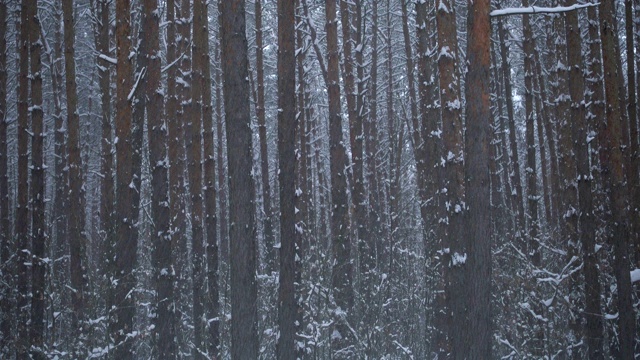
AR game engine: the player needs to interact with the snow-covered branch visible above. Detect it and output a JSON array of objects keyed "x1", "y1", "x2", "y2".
[{"x1": 490, "y1": 3, "x2": 599, "y2": 17}]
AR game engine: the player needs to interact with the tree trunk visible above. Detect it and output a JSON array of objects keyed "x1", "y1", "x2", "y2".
[
  {"x1": 598, "y1": 1, "x2": 636, "y2": 357},
  {"x1": 0, "y1": 1, "x2": 10, "y2": 355},
  {"x1": 197, "y1": 0, "x2": 219, "y2": 355},
  {"x1": 50, "y1": 5, "x2": 68, "y2": 326},
  {"x1": 142, "y1": 0, "x2": 176, "y2": 355},
  {"x1": 497, "y1": 17, "x2": 526, "y2": 237},
  {"x1": 276, "y1": 0, "x2": 299, "y2": 357},
  {"x1": 15, "y1": 0, "x2": 31, "y2": 357},
  {"x1": 220, "y1": 0, "x2": 258, "y2": 357},
  {"x1": 112, "y1": 0, "x2": 136, "y2": 354},
  {"x1": 254, "y1": 0, "x2": 275, "y2": 273},
  {"x1": 94, "y1": 0, "x2": 115, "y2": 322},
  {"x1": 624, "y1": 0, "x2": 640, "y2": 268},
  {"x1": 188, "y1": 0, "x2": 205, "y2": 353},
  {"x1": 523, "y1": 4, "x2": 543, "y2": 355},
  {"x1": 62, "y1": 0, "x2": 88, "y2": 353},
  {"x1": 463, "y1": 0, "x2": 492, "y2": 356},
  {"x1": 325, "y1": 0, "x2": 354, "y2": 356},
  {"x1": 436, "y1": 0, "x2": 467, "y2": 356},
  {"x1": 28, "y1": 0, "x2": 45, "y2": 356},
  {"x1": 563, "y1": 3, "x2": 604, "y2": 357}
]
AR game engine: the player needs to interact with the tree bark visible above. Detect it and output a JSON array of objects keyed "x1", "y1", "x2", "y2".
[
  {"x1": 624, "y1": 0, "x2": 640, "y2": 268},
  {"x1": 62, "y1": 0, "x2": 88, "y2": 353},
  {"x1": 197, "y1": 0, "x2": 219, "y2": 355},
  {"x1": 598, "y1": 1, "x2": 636, "y2": 357},
  {"x1": 276, "y1": 0, "x2": 299, "y2": 357},
  {"x1": 188, "y1": 0, "x2": 205, "y2": 353},
  {"x1": 436, "y1": 0, "x2": 467, "y2": 356},
  {"x1": 15, "y1": 0, "x2": 31, "y2": 357},
  {"x1": 142, "y1": 0, "x2": 176, "y2": 355},
  {"x1": 28, "y1": 0, "x2": 45, "y2": 357},
  {"x1": 112, "y1": 0, "x2": 136, "y2": 354},
  {"x1": 563, "y1": 3, "x2": 603, "y2": 357},
  {"x1": 325, "y1": 0, "x2": 354, "y2": 356},
  {"x1": 94, "y1": 0, "x2": 115, "y2": 321},
  {"x1": 464, "y1": 0, "x2": 492, "y2": 356},
  {"x1": 0, "y1": 1, "x2": 10, "y2": 355},
  {"x1": 220, "y1": 0, "x2": 258, "y2": 357}
]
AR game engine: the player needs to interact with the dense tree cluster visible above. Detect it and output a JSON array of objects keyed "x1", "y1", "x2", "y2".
[{"x1": 0, "y1": 0, "x2": 638, "y2": 359}]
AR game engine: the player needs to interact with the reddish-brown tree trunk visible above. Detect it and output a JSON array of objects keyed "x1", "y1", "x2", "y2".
[
  {"x1": 464, "y1": 0, "x2": 492, "y2": 356},
  {"x1": 112, "y1": 0, "x2": 136, "y2": 355},
  {"x1": 62, "y1": 0, "x2": 88, "y2": 353},
  {"x1": 220, "y1": 0, "x2": 258, "y2": 357},
  {"x1": 326, "y1": 0, "x2": 354, "y2": 355},
  {"x1": 276, "y1": 0, "x2": 299, "y2": 357},
  {"x1": 598, "y1": 1, "x2": 636, "y2": 357}
]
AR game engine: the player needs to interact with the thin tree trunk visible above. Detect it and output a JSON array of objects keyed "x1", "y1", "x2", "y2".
[
  {"x1": 532, "y1": 60, "x2": 551, "y2": 229},
  {"x1": 497, "y1": 17, "x2": 526, "y2": 237},
  {"x1": 522, "y1": 4, "x2": 543, "y2": 355},
  {"x1": 188, "y1": 0, "x2": 205, "y2": 353},
  {"x1": 28, "y1": 0, "x2": 45, "y2": 356},
  {"x1": 326, "y1": 0, "x2": 354, "y2": 355},
  {"x1": 464, "y1": 0, "x2": 492, "y2": 357},
  {"x1": 563, "y1": 2, "x2": 603, "y2": 357},
  {"x1": 624, "y1": 0, "x2": 640, "y2": 267},
  {"x1": 62, "y1": 0, "x2": 88, "y2": 353},
  {"x1": 276, "y1": 0, "x2": 299, "y2": 357},
  {"x1": 94, "y1": 0, "x2": 115, "y2": 323},
  {"x1": 254, "y1": 0, "x2": 275, "y2": 273},
  {"x1": 50, "y1": 5, "x2": 68, "y2": 320},
  {"x1": 220, "y1": 0, "x2": 258, "y2": 357},
  {"x1": 0, "y1": 1, "x2": 10, "y2": 355},
  {"x1": 366, "y1": 0, "x2": 383, "y2": 284},
  {"x1": 197, "y1": 0, "x2": 219, "y2": 355},
  {"x1": 112, "y1": 0, "x2": 136, "y2": 354},
  {"x1": 15, "y1": 0, "x2": 31, "y2": 357},
  {"x1": 598, "y1": 1, "x2": 636, "y2": 357}
]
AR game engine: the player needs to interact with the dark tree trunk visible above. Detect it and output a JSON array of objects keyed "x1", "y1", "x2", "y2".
[
  {"x1": 0, "y1": 1, "x2": 12, "y2": 356},
  {"x1": 62, "y1": 0, "x2": 88, "y2": 353},
  {"x1": 50, "y1": 5, "x2": 68, "y2": 325},
  {"x1": 94, "y1": 0, "x2": 115, "y2": 320},
  {"x1": 463, "y1": 0, "x2": 492, "y2": 357},
  {"x1": 564, "y1": 3, "x2": 603, "y2": 357},
  {"x1": 28, "y1": 0, "x2": 45, "y2": 357},
  {"x1": 624, "y1": 0, "x2": 640, "y2": 267},
  {"x1": 142, "y1": 0, "x2": 176, "y2": 355},
  {"x1": 436, "y1": 0, "x2": 467, "y2": 356},
  {"x1": 598, "y1": 1, "x2": 636, "y2": 358},
  {"x1": 276, "y1": 0, "x2": 299, "y2": 357},
  {"x1": 325, "y1": 0, "x2": 354, "y2": 356},
  {"x1": 188, "y1": 0, "x2": 205, "y2": 352},
  {"x1": 112, "y1": 0, "x2": 136, "y2": 355},
  {"x1": 220, "y1": 0, "x2": 258, "y2": 358},
  {"x1": 197, "y1": 0, "x2": 219, "y2": 355},
  {"x1": 15, "y1": 0, "x2": 31, "y2": 357}
]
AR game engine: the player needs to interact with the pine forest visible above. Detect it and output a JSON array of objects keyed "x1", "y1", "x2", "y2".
[{"x1": 0, "y1": 0, "x2": 639, "y2": 358}]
